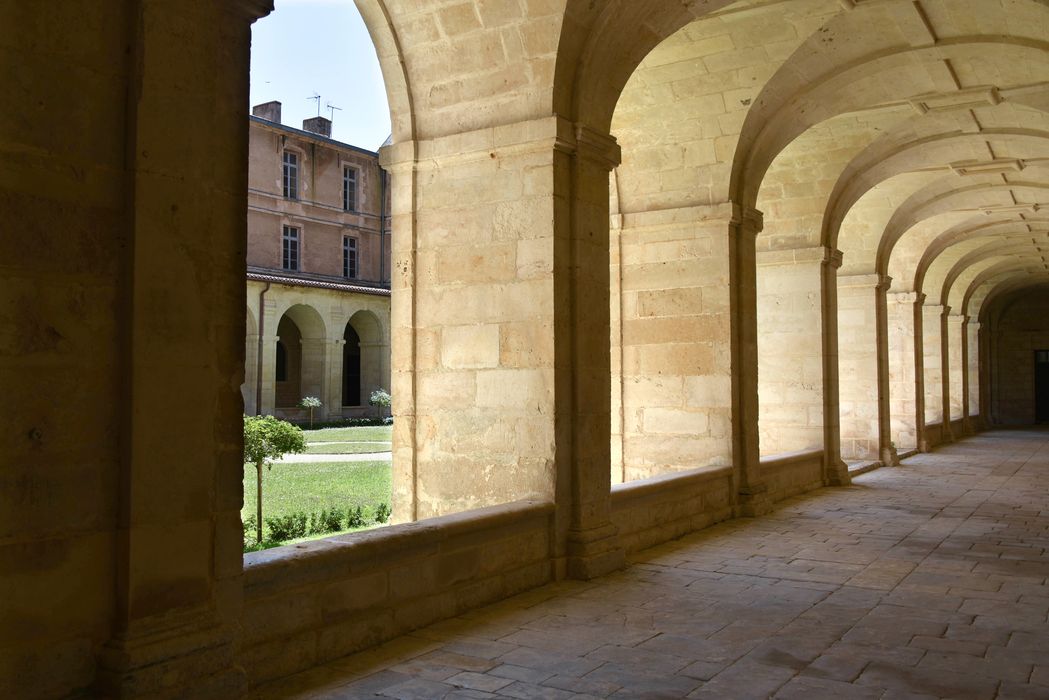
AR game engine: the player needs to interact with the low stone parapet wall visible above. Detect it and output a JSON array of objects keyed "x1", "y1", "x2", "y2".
[
  {"x1": 760, "y1": 449, "x2": 824, "y2": 503},
  {"x1": 241, "y1": 499, "x2": 555, "y2": 685},
  {"x1": 610, "y1": 466, "x2": 734, "y2": 553},
  {"x1": 925, "y1": 421, "x2": 945, "y2": 449}
]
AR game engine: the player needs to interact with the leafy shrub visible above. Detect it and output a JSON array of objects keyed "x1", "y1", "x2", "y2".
[
  {"x1": 243, "y1": 515, "x2": 258, "y2": 548},
  {"x1": 382, "y1": 416, "x2": 393, "y2": 425},
  {"x1": 346, "y1": 505, "x2": 366, "y2": 529},
  {"x1": 375, "y1": 503, "x2": 392, "y2": 524},
  {"x1": 266, "y1": 512, "x2": 308, "y2": 542},
  {"x1": 321, "y1": 508, "x2": 343, "y2": 533}
]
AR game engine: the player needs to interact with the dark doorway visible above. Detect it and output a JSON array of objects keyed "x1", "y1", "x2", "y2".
[
  {"x1": 343, "y1": 324, "x2": 362, "y2": 406},
  {"x1": 1036, "y1": 350, "x2": 1049, "y2": 423}
]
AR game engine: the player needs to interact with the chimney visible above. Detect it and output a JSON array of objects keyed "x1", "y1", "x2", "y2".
[
  {"x1": 252, "y1": 101, "x2": 282, "y2": 123},
  {"x1": 302, "y1": 116, "x2": 332, "y2": 138}
]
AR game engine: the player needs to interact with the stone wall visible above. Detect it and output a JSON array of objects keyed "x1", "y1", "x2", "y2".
[
  {"x1": 241, "y1": 500, "x2": 554, "y2": 684},
  {"x1": 760, "y1": 450, "x2": 825, "y2": 504},
  {"x1": 610, "y1": 467, "x2": 735, "y2": 553},
  {"x1": 757, "y1": 250, "x2": 824, "y2": 456}
]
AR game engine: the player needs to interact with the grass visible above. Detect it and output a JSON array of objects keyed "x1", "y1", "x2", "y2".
[
  {"x1": 305, "y1": 425, "x2": 392, "y2": 443},
  {"x1": 304, "y1": 442, "x2": 391, "y2": 455},
  {"x1": 242, "y1": 459, "x2": 392, "y2": 543}
]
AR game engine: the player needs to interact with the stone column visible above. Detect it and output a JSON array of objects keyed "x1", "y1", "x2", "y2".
[
  {"x1": 328, "y1": 338, "x2": 346, "y2": 416},
  {"x1": 913, "y1": 294, "x2": 928, "y2": 452},
  {"x1": 967, "y1": 320, "x2": 981, "y2": 426},
  {"x1": 887, "y1": 291, "x2": 923, "y2": 452},
  {"x1": 731, "y1": 206, "x2": 770, "y2": 516},
  {"x1": 938, "y1": 306, "x2": 955, "y2": 443},
  {"x1": 558, "y1": 125, "x2": 626, "y2": 579},
  {"x1": 923, "y1": 304, "x2": 946, "y2": 437},
  {"x1": 948, "y1": 314, "x2": 967, "y2": 435},
  {"x1": 609, "y1": 215, "x2": 626, "y2": 486},
  {"x1": 380, "y1": 117, "x2": 626, "y2": 577},
  {"x1": 820, "y1": 248, "x2": 849, "y2": 486},
  {"x1": 95, "y1": 0, "x2": 272, "y2": 696},
  {"x1": 244, "y1": 333, "x2": 259, "y2": 415},
  {"x1": 874, "y1": 275, "x2": 898, "y2": 465},
  {"x1": 259, "y1": 334, "x2": 278, "y2": 416},
  {"x1": 378, "y1": 139, "x2": 419, "y2": 524},
  {"x1": 837, "y1": 273, "x2": 884, "y2": 463}
]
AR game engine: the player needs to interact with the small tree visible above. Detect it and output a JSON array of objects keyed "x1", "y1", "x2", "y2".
[
  {"x1": 244, "y1": 415, "x2": 306, "y2": 544},
  {"x1": 298, "y1": 395, "x2": 322, "y2": 428},
  {"x1": 369, "y1": 388, "x2": 392, "y2": 421}
]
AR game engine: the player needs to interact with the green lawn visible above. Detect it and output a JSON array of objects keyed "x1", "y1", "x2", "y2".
[
  {"x1": 305, "y1": 425, "x2": 392, "y2": 443},
  {"x1": 304, "y1": 442, "x2": 391, "y2": 455},
  {"x1": 243, "y1": 460, "x2": 392, "y2": 545}
]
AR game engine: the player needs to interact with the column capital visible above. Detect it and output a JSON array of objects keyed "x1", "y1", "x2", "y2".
[
  {"x1": 222, "y1": 0, "x2": 273, "y2": 21},
  {"x1": 823, "y1": 247, "x2": 844, "y2": 269},
  {"x1": 837, "y1": 272, "x2": 892, "y2": 290},
  {"x1": 948, "y1": 313, "x2": 968, "y2": 324},
  {"x1": 923, "y1": 303, "x2": 947, "y2": 315},
  {"x1": 729, "y1": 203, "x2": 763, "y2": 234},
  {"x1": 559, "y1": 123, "x2": 622, "y2": 170},
  {"x1": 888, "y1": 291, "x2": 924, "y2": 304}
]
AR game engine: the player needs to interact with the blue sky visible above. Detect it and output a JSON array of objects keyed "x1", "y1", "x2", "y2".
[{"x1": 250, "y1": 0, "x2": 392, "y2": 151}]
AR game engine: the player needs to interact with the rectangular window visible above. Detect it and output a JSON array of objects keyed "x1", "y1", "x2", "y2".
[
  {"x1": 282, "y1": 225, "x2": 299, "y2": 271},
  {"x1": 282, "y1": 151, "x2": 298, "y2": 199},
  {"x1": 343, "y1": 236, "x2": 358, "y2": 279},
  {"x1": 343, "y1": 166, "x2": 357, "y2": 212}
]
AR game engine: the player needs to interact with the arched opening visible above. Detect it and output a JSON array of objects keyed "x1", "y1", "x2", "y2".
[
  {"x1": 342, "y1": 324, "x2": 362, "y2": 407},
  {"x1": 268, "y1": 303, "x2": 327, "y2": 416},
  {"x1": 341, "y1": 309, "x2": 386, "y2": 415},
  {"x1": 274, "y1": 315, "x2": 303, "y2": 408}
]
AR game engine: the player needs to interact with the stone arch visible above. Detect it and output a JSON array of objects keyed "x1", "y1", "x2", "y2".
[
  {"x1": 273, "y1": 303, "x2": 327, "y2": 411},
  {"x1": 913, "y1": 218, "x2": 1048, "y2": 295},
  {"x1": 341, "y1": 309, "x2": 386, "y2": 409},
  {"x1": 351, "y1": 0, "x2": 416, "y2": 142}
]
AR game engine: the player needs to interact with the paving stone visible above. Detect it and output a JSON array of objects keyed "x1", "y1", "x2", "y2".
[
  {"x1": 446, "y1": 671, "x2": 513, "y2": 693},
  {"x1": 377, "y1": 677, "x2": 457, "y2": 699},
  {"x1": 773, "y1": 675, "x2": 883, "y2": 699},
  {"x1": 687, "y1": 661, "x2": 796, "y2": 699},
  {"x1": 856, "y1": 660, "x2": 999, "y2": 699},
  {"x1": 540, "y1": 673, "x2": 622, "y2": 696},
  {"x1": 487, "y1": 664, "x2": 554, "y2": 684}
]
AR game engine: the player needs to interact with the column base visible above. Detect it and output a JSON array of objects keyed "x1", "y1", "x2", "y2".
[
  {"x1": 881, "y1": 445, "x2": 900, "y2": 467},
  {"x1": 96, "y1": 610, "x2": 244, "y2": 700},
  {"x1": 736, "y1": 483, "x2": 771, "y2": 517},
  {"x1": 565, "y1": 523, "x2": 625, "y2": 580},
  {"x1": 824, "y1": 457, "x2": 851, "y2": 487}
]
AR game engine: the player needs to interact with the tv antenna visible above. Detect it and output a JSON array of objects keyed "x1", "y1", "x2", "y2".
[
  {"x1": 307, "y1": 93, "x2": 321, "y2": 116},
  {"x1": 326, "y1": 102, "x2": 343, "y2": 121}
]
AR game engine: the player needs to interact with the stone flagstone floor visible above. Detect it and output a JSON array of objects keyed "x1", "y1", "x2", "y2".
[{"x1": 254, "y1": 429, "x2": 1049, "y2": 699}]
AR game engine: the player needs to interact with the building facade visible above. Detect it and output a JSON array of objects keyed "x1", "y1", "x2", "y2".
[{"x1": 243, "y1": 102, "x2": 391, "y2": 422}]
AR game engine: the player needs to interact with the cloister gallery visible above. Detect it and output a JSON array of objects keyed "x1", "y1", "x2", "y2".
[{"x1": 4, "y1": 0, "x2": 1049, "y2": 697}]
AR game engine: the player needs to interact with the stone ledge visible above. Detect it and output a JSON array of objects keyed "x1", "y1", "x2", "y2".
[
  {"x1": 610, "y1": 464, "x2": 733, "y2": 504},
  {"x1": 611, "y1": 466, "x2": 735, "y2": 553},
  {"x1": 759, "y1": 448, "x2": 824, "y2": 471},
  {"x1": 244, "y1": 499, "x2": 555, "y2": 597}
]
